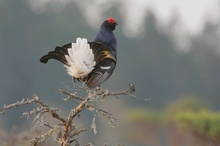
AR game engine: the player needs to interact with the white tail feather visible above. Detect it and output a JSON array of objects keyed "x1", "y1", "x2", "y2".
[{"x1": 64, "y1": 38, "x2": 96, "y2": 78}]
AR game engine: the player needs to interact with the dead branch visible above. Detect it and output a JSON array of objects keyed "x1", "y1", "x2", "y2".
[
  {"x1": 61, "y1": 96, "x2": 90, "y2": 146},
  {"x1": 0, "y1": 95, "x2": 39, "y2": 114},
  {"x1": 97, "y1": 84, "x2": 136, "y2": 99},
  {"x1": 0, "y1": 84, "x2": 136, "y2": 146},
  {"x1": 58, "y1": 89, "x2": 84, "y2": 101}
]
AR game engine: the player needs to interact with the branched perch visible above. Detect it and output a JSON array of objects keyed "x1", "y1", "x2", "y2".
[{"x1": 0, "y1": 84, "x2": 136, "y2": 146}]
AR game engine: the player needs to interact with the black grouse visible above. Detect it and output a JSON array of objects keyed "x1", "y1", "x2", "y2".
[{"x1": 40, "y1": 18, "x2": 118, "y2": 88}]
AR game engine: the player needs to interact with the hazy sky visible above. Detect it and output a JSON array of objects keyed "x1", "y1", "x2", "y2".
[{"x1": 28, "y1": 0, "x2": 220, "y2": 50}]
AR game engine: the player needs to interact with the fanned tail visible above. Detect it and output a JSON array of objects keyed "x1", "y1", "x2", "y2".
[
  {"x1": 40, "y1": 38, "x2": 96, "y2": 79},
  {"x1": 40, "y1": 44, "x2": 71, "y2": 65},
  {"x1": 40, "y1": 40, "x2": 117, "y2": 89}
]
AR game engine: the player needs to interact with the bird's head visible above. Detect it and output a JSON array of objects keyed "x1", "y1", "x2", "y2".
[{"x1": 102, "y1": 18, "x2": 118, "y2": 31}]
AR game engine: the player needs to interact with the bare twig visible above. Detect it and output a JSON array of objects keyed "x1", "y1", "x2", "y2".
[
  {"x1": 31, "y1": 129, "x2": 53, "y2": 146},
  {"x1": 0, "y1": 95, "x2": 39, "y2": 114},
  {"x1": 40, "y1": 123, "x2": 54, "y2": 129},
  {"x1": 97, "y1": 84, "x2": 136, "y2": 99},
  {"x1": 61, "y1": 96, "x2": 91, "y2": 146},
  {"x1": 0, "y1": 84, "x2": 137, "y2": 146},
  {"x1": 58, "y1": 89, "x2": 84, "y2": 101}
]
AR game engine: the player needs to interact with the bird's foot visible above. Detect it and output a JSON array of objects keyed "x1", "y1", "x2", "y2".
[{"x1": 97, "y1": 86, "x2": 104, "y2": 96}]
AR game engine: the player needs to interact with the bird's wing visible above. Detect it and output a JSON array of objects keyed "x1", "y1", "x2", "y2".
[
  {"x1": 40, "y1": 43, "x2": 71, "y2": 65},
  {"x1": 86, "y1": 42, "x2": 117, "y2": 88},
  {"x1": 40, "y1": 41, "x2": 116, "y2": 88}
]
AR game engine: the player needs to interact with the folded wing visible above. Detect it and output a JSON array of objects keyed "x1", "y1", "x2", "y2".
[{"x1": 87, "y1": 42, "x2": 117, "y2": 88}]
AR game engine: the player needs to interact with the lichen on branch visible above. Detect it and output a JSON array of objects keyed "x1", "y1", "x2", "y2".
[{"x1": 0, "y1": 84, "x2": 136, "y2": 146}]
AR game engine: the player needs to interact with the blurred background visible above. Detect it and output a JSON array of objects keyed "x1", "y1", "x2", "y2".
[{"x1": 1, "y1": 0, "x2": 220, "y2": 145}]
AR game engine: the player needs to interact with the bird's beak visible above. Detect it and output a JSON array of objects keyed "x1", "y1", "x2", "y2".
[{"x1": 115, "y1": 22, "x2": 118, "y2": 25}]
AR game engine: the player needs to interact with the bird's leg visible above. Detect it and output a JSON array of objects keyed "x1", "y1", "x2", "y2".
[
  {"x1": 72, "y1": 77, "x2": 76, "y2": 87},
  {"x1": 81, "y1": 82, "x2": 85, "y2": 88}
]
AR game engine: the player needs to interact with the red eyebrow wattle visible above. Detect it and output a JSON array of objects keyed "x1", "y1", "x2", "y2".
[{"x1": 107, "y1": 18, "x2": 115, "y2": 23}]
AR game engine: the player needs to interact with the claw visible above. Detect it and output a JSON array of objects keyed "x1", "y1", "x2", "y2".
[{"x1": 97, "y1": 86, "x2": 104, "y2": 95}]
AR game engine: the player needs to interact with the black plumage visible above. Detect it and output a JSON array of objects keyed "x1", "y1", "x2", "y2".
[
  {"x1": 86, "y1": 42, "x2": 117, "y2": 88},
  {"x1": 40, "y1": 45, "x2": 69, "y2": 65},
  {"x1": 40, "y1": 18, "x2": 118, "y2": 88}
]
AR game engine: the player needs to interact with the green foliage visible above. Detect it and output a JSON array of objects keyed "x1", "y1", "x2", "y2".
[
  {"x1": 174, "y1": 110, "x2": 220, "y2": 139},
  {"x1": 125, "y1": 108, "x2": 160, "y2": 123},
  {"x1": 123, "y1": 97, "x2": 220, "y2": 145},
  {"x1": 167, "y1": 95, "x2": 208, "y2": 112},
  {"x1": 163, "y1": 95, "x2": 209, "y2": 123},
  {"x1": 163, "y1": 96, "x2": 220, "y2": 140}
]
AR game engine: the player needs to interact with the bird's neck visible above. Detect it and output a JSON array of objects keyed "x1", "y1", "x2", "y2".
[{"x1": 94, "y1": 29, "x2": 116, "y2": 47}]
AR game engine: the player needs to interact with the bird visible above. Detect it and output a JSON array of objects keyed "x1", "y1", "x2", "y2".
[{"x1": 40, "y1": 18, "x2": 118, "y2": 89}]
